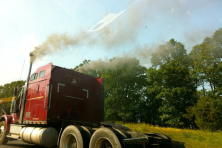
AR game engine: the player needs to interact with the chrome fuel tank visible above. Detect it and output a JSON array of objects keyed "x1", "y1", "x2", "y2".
[{"x1": 20, "y1": 127, "x2": 58, "y2": 147}]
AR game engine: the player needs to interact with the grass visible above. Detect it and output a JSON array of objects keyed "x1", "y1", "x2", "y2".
[{"x1": 120, "y1": 122, "x2": 222, "y2": 148}]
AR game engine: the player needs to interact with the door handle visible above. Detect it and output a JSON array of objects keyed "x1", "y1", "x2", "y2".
[{"x1": 36, "y1": 84, "x2": 40, "y2": 94}]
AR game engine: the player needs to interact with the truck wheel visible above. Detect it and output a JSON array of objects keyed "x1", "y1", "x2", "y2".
[
  {"x1": 60, "y1": 125, "x2": 89, "y2": 148},
  {"x1": 0, "y1": 121, "x2": 8, "y2": 144},
  {"x1": 89, "y1": 127, "x2": 123, "y2": 148}
]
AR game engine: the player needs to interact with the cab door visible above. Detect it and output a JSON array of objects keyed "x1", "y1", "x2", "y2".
[{"x1": 23, "y1": 63, "x2": 52, "y2": 123}]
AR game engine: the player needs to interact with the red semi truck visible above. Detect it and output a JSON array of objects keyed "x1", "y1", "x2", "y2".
[{"x1": 0, "y1": 53, "x2": 185, "y2": 148}]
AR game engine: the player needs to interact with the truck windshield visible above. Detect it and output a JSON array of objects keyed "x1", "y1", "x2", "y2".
[
  {"x1": 39, "y1": 70, "x2": 45, "y2": 78},
  {"x1": 30, "y1": 73, "x2": 38, "y2": 81}
]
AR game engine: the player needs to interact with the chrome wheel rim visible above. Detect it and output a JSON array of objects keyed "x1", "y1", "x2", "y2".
[
  {"x1": 64, "y1": 134, "x2": 77, "y2": 148},
  {"x1": 0, "y1": 125, "x2": 4, "y2": 138}
]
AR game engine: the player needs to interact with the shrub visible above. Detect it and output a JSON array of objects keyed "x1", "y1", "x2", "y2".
[{"x1": 192, "y1": 96, "x2": 222, "y2": 131}]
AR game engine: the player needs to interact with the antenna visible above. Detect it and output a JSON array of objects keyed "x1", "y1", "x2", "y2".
[{"x1": 20, "y1": 60, "x2": 25, "y2": 80}]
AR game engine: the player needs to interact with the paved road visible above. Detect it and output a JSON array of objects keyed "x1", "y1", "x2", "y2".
[
  {"x1": 0, "y1": 140, "x2": 58, "y2": 148},
  {"x1": 0, "y1": 140, "x2": 40, "y2": 148}
]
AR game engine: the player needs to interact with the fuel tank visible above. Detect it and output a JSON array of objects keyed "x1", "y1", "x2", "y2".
[{"x1": 20, "y1": 127, "x2": 58, "y2": 147}]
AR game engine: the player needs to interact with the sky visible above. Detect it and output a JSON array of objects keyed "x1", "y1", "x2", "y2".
[{"x1": 0, "y1": 0, "x2": 222, "y2": 86}]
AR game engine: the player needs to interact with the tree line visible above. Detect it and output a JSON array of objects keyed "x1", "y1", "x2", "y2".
[
  {"x1": 0, "y1": 80, "x2": 25, "y2": 115},
  {"x1": 73, "y1": 28, "x2": 222, "y2": 131},
  {"x1": 0, "y1": 81, "x2": 25, "y2": 99}
]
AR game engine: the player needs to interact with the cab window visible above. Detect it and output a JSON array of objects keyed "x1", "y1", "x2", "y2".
[
  {"x1": 39, "y1": 70, "x2": 45, "y2": 78},
  {"x1": 30, "y1": 73, "x2": 38, "y2": 81}
]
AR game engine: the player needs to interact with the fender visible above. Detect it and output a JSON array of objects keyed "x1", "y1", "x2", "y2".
[{"x1": 0, "y1": 115, "x2": 13, "y2": 131}]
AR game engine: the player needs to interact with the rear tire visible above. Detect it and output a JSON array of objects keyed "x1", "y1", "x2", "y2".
[
  {"x1": 89, "y1": 127, "x2": 123, "y2": 148},
  {"x1": 0, "y1": 121, "x2": 8, "y2": 145},
  {"x1": 59, "y1": 125, "x2": 90, "y2": 148}
]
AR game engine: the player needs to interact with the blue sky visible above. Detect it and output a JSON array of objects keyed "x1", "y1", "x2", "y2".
[{"x1": 0, "y1": 0, "x2": 222, "y2": 85}]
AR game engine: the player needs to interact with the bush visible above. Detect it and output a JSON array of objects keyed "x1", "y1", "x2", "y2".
[{"x1": 192, "y1": 96, "x2": 222, "y2": 131}]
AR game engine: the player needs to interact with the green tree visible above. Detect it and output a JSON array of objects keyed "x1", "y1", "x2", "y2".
[
  {"x1": 71, "y1": 59, "x2": 91, "y2": 71},
  {"x1": 148, "y1": 39, "x2": 198, "y2": 127},
  {"x1": 71, "y1": 59, "x2": 101, "y2": 78},
  {"x1": 0, "y1": 80, "x2": 26, "y2": 115},
  {"x1": 191, "y1": 96, "x2": 222, "y2": 131},
  {"x1": 102, "y1": 58, "x2": 148, "y2": 122},
  {"x1": 0, "y1": 80, "x2": 26, "y2": 98},
  {"x1": 145, "y1": 67, "x2": 163, "y2": 125},
  {"x1": 189, "y1": 28, "x2": 222, "y2": 96}
]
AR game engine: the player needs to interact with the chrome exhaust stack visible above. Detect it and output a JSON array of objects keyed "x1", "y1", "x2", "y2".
[{"x1": 19, "y1": 52, "x2": 33, "y2": 124}]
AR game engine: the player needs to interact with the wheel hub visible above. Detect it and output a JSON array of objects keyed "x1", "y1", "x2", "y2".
[
  {"x1": 64, "y1": 134, "x2": 77, "y2": 148},
  {"x1": 0, "y1": 125, "x2": 4, "y2": 137},
  {"x1": 1, "y1": 126, "x2": 4, "y2": 131}
]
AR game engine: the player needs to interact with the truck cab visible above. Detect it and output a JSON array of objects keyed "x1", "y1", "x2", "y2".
[
  {"x1": 1, "y1": 63, "x2": 104, "y2": 147},
  {"x1": 20, "y1": 63, "x2": 104, "y2": 127}
]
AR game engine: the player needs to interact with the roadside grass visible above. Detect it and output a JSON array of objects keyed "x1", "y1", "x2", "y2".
[{"x1": 120, "y1": 122, "x2": 222, "y2": 148}]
